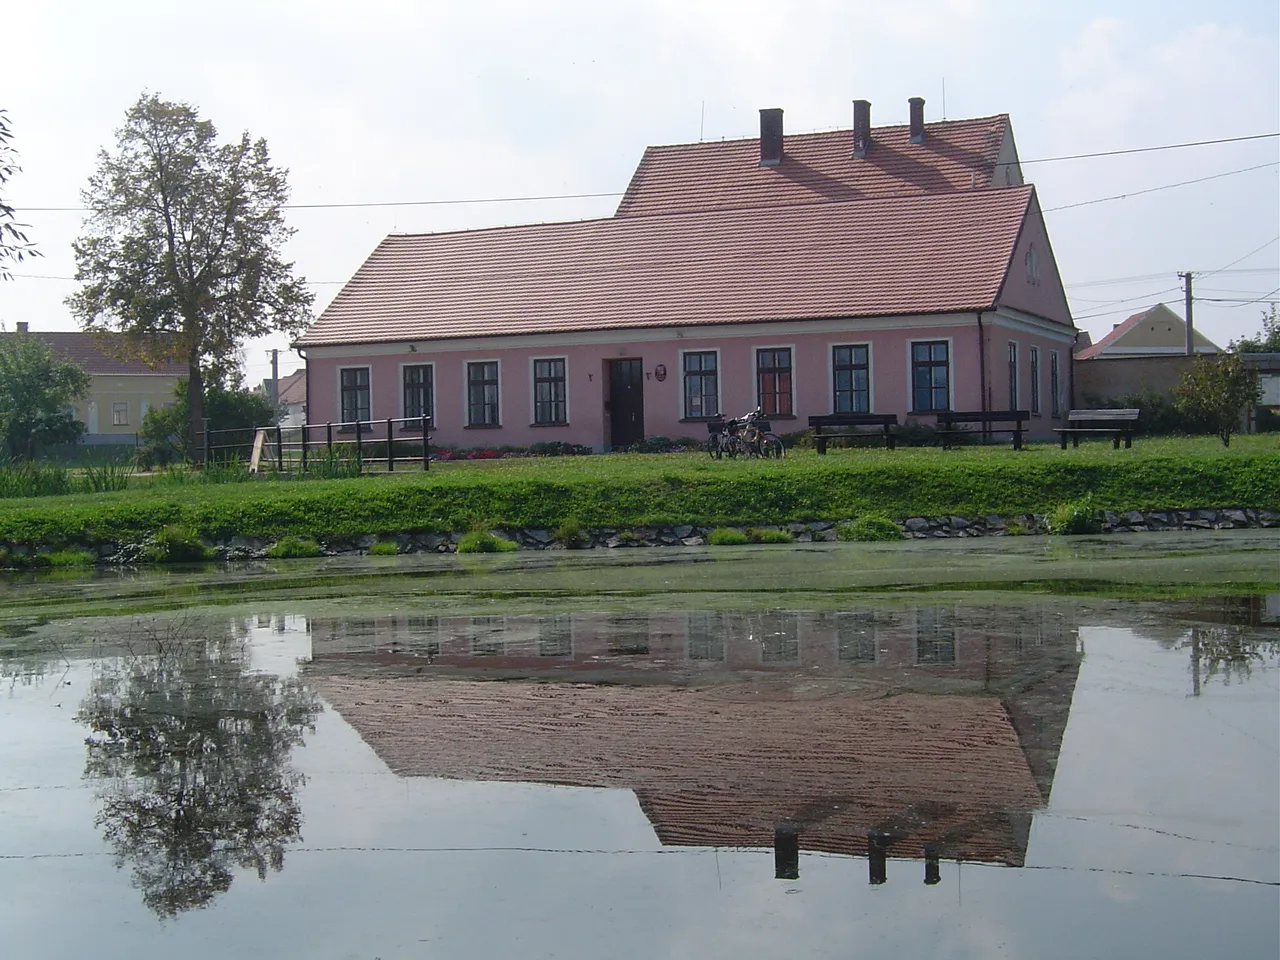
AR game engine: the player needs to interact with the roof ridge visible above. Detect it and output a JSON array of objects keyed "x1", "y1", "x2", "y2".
[{"x1": 641, "y1": 113, "x2": 1010, "y2": 151}]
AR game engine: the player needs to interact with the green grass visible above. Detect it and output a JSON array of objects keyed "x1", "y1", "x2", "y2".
[
  {"x1": 837, "y1": 515, "x2": 903, "y2": 542},
  {"x1": 748, "y1": 527, "x2": 794, "y2": 544},
  {"x1": 366, "y1": 539, "x2": 400, "y2": 556},
  {"x1": 266, "y1": 536, "x2": 324, "y2": 559},
  {"x1": 457, "y1": 530, "x2": 518, "y2": 553},
  {"x1": 708, "y1": 527, "x2": 751, "y2": 545},
  {"x1": 0, "y1": 437, "x2": 1275, "y2": 548}
]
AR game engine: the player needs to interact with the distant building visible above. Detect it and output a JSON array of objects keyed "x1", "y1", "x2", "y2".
[
  {"x1": 1075, "y1": 303, "x2": 1219, "y2": 360},
  {"x1": 263, "y1": 368, "x2": 307, "y2": 426},
  {"x1": 5, "y1": 322, "x2": 185, "y2": 444},
  {"x1": 297, "y1": 98, "x2": 1077, "y2": 449}
]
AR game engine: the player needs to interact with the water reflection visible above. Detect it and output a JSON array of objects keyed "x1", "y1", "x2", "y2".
[
  {"x1": 308, "y1": 605, "x2": 1083, "y2": 879},
  {"x1": 75, "y1": 618, "x2": 321, "y2": 917}
]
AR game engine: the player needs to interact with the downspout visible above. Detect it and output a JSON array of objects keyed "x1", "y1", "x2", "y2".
[
  {"x1": 977, "y1": 312, "x2": 987, "y2": 413},
  {"x1": 297, "y1": 347, "x2": 308, "y2": 428}
]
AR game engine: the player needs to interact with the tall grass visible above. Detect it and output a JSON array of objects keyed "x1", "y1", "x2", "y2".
[{"x1": 0, "y1": 461, "x2": 75, "y2": 498}]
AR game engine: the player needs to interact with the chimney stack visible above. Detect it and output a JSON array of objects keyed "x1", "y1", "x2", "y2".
[
  {"x1": 852, "y1": 99, "x2": 871, "y2": 158},
  {"x1": 759, "y1": 108, "x2": 784, "y2": 167},
  {"x1": 16, "y1": 321, "x2": 29, "y2": 333},
  {"x1": 908, "y1": 97, "x2": 925, "y2": 144}
]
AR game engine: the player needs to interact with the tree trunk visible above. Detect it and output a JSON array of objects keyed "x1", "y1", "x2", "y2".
[{"x1": 187, "y1": 349, "x2": 206, "y2": 465}]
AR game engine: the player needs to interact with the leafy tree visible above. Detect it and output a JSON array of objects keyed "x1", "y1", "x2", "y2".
[
  {"x1": 1229, "y1": 305, "x2": 1280, "y2": 353},
  {"x1": 1173, "y1": 353, "x2": 1261, "y2": 447},
  {"x1": 76, "y1": 618, "x2": 320, "y2": 917},
  {"x1": 138, "y1": 378, "x2": 278, "y2": 467},
  {"x1": 67, "y1": 95, "x2": 313, "y2": 462},
  {"x1": 0, "y1": 331, "x2": 91, "y2": 460},
  {"x1": 0, "y1": 109, "x2": 41, "y2": 280}
]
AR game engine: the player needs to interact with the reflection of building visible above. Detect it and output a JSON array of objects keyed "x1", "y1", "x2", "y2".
[{"x1": 308, "y1": 606, "x2": 1082, "y2": 873}]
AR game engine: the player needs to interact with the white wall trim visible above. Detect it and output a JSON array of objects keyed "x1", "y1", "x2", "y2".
[{"x1": 988, "y1": 308, "x2": 1077, "y2": 341}]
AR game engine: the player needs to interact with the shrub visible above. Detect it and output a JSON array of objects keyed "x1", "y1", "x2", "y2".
[
  {"x1": 267, "y1": 535, "x2": 323, "y2": 559},
  {"x1": 367, "y1": 539, "x2": 400, "y2": 556},
  {"x1": 1046, "y1": 498, "x2": 1102, "y2": 536},
  {"x1": 44, "y1": 548, "x2": 94, "y2": 568},
  {"x1": 553, "y1": 519, "x2": 591, "y2": 547},
  {"x1": 708, "y1": 527, "x2": 750, "y2": 545},
  {"x1": 145, "y1": 524, "x2": 214, "y2": 562},
  {"x1": 837, "y1": 515, "x2": 902, "y2": 542},
  {"x1": 81, "y1": 460, "x2": 134, "y2": 493},
  {"x1": 0, "y1": 460, "x2": 74, "y2": 498},
  {"x1": 748, "y1": 527, "x2": 793, "y2": 544},
  {"x1": 456, "y1": 530, "x2": 518, "y2": 553},
  {"x1": 626, "y1": 436, "x2": 677, "y2": 454},
  {"x1": 1175, "y1": 354, "x2": 1262, "y2": 447},
  {"x1": 895, "y1": 420, "x2": 946, "y2": 447}
]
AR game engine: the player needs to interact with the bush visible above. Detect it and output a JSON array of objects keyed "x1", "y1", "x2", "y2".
[
  {"x1": 895, "y1": 420, "x2": 947, "y2": 447},
  {"x1": 1082, "y1": 389, "x2": 1210, "y2": 436},
  {"x1": 837, "y1": 515, "x2": 902, "y2": 542},
  {"x1": 81, "y1": 460, "x2": 134, "y2": 493},
  {"x1": 1046, "y1": 498, "x2": 1102, "y2": 536},
  {"x1": 137, "y1": 380, "x2": 278, "y2": 467},
  {"x1": 708, "y1": 527, "x2": 750, "y2": 545},
  {"x1": 44, "y1": 548, "x2": 94, "y2": 568},
  {"x1": 748, "y1": 527, "x2": 793, "y2": 543},
  {"x1": 456, "y1": 530, "x2": 518, "y2": 553},
  {"x1": 145, "y1": 524, "x2": 214, "y2": 562},
  {"x1": 367, "y1": 539, "x2": 400, "y2": 556},
  {"x1": 553, "y1": 519, "x2": 591, "y2": 547},
  {"x1": 0, "y1": 460, "x2": 74, "y2": 498},
  {"x1": 266, "y1": 535, "x2": 323, "y2": 559}
]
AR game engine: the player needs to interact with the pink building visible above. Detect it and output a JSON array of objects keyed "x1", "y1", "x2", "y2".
[{"x1": 297, "y1": 99, "x2": 1076, "y2": 450}]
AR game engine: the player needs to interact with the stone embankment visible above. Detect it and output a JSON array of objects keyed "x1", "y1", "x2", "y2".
[{"x1": 178, "y1": 506, "x2": 1277, "y2": 560}]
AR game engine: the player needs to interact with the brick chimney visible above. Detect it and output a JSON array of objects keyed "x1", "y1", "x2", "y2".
[
  {"x1": 852, "y1": 99, "x2": 871, "y2": 158},
  {"x1": 759, "y1": 108, "x2": 784, "y2": 167},
  {"x1": 908, "y1": 97, "x2": 925, "y2": 144},
  {"x1": 16, "y1": 321, "x2": 29, "y2": 333}
]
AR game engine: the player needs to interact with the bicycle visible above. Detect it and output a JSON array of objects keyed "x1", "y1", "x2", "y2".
[{"x1": 706, "y1": 409, "x2": 785, "y2": 459}]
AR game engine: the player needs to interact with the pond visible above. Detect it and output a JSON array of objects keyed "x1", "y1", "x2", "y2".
[{"x1": 1, "y1": 533, "x2": 1277, "y2": 959}]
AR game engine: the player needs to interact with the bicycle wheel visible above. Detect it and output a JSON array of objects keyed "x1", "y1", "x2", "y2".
[
  {"x1": 761, "y1": 433, "x2": 785, "y2": 459},
  {"x1": 706, "y1": 435, "x2": 721, "y2": 459}
]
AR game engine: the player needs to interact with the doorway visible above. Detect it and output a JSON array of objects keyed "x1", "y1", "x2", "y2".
[{"x1": 608, "y1": 359, "x2": 645, "y2": 449}]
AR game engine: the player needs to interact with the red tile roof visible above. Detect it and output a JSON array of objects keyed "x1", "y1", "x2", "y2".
[
  {"x1": 276, "y1": 369, "x2": 307, "y2": 405},
  {"x1": 5, "y1": 331, "x2": 187, "y2": 377},
  {"x1": 616, "y1": 115, "x2": 1015, "y2": 217},
  {"x1": 1075, "y1": 303, "x2": 1219, "y2": 359},
  {"x1": 299, "y1": 185, "x2": 1037, "y2": 348}
]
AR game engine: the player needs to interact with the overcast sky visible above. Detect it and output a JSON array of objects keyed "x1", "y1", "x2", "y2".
[{"x1": 3, "y1": 0, "x2": 1277, "y2": 385}]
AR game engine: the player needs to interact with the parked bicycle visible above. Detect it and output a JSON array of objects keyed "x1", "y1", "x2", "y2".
[{"x1": 706, "y1": 408, "x2": 785, "y2": 459}]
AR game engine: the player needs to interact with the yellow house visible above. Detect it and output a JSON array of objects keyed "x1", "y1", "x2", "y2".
[
  {"x1": 1075, "y1": 303, "x2": 1219, "y2": 359},
  {"x1": 12, "y1": 323, "x2": 186, "y2": 444}
]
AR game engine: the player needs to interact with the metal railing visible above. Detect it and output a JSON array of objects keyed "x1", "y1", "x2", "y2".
[{"x1": 199, "y1": 417, "x2": 433, "y2": 474}]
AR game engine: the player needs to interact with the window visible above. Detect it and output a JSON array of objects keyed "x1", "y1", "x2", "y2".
[
  {"x1": 756, "y1": 348, "x2": 792, "y2": 416},
  {"x1": 111, "y1": 401, "x2": 129, "y2": 426},
  {"x1": 467, "y1": 361, "x2": 500, "y2": 426},
  {"x1": 682, "y1": 351, "x2": 719, "y2": 418},
  {"x1": 402, "y1": 364, "x2": 433, "y2": 427},
  {"x1": 916, "y1": 607, "x2": 956, "y2": 664},
  {"x1": 1007, "y1": 342, "x2": 1019, "y2": 411},
  {"x1": 533, "y1": 358, "x2": 567, "y2": 424},
  {"x1": 687, "y1": 612, "x2": 725, "y2": 661},
  {"x1": 1050, "y1": 351, "x2": 1062, "y2": 418},
  {"x1": 835, "y1": 611, "x2": 877, "y2": 662},
  {"x1": 911, "y1": 341, "x2": 949, "y2": 412},
  {"x1": 1025, "y1": 244, "x2": 1041, "y2": 285},
  {"x1": 832, "y1": 344, "x2": 870, "y2": 413},
  {"x1": 1029, "y1": 346, "x2": 1041, "y2": 415},
  {"x1": 340, "y1": 367, "x2": 370, "y2": 424},
  {"x1": 538, "y1": 614, "x2": 572, "y2": 658}
]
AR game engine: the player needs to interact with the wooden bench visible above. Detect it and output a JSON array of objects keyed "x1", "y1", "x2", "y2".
[
  {"x1": 808, "y1": 413, "x2": 899, "y2": 453},
  {"x1": 934, "y1": 409, "x2": 1030, "y2": 450},
  {"x1": 1053, "y1": 409, "x2": 1141, "y2": 449}
]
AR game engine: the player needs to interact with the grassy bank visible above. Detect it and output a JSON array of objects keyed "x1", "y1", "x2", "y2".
[{"x1": 1, "y1": 437, "x2": 1277, "y2": 547}]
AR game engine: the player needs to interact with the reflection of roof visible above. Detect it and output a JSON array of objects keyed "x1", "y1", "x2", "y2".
[
  {"x1": 5, "y1": 331, "x2": 187, "y2": 376},
  {"x1": 616, "y1": 115, "x2": 1015, "y2": 217},
  {"x1": 313, "y1": 678, "x2": 1044, "y2": 865},
  {"x1": 298, "y1": 186, "x2": 1036, "y2": 347}
]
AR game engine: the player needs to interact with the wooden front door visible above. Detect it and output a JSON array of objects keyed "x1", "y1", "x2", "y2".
[{"x1": 608, "y1": 359, "x2": 645, "y2": 449}]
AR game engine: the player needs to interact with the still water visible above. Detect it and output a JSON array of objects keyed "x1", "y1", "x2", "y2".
[{"x1": 1, "y1": 536, "x2": 1277, "y2": 959}]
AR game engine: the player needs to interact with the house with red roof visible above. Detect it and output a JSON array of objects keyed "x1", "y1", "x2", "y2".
[
  {"x1": 297, "y1": 98, "x2": 1077, "y2": 449},
  {"x1": 5, "y1": 322, "x2": 185, "y2": 444}
]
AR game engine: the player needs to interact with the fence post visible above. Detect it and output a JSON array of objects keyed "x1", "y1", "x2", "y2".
[
  {"x1": 355, "y1": 419, "x2": 363, "y2": 469},
  {"x1": 422, "y1": 416, "x2": 430, "y2": 471},
  {"x1": 202, "y1": 418, "x2": 210, "y2": 466},
  {"x1": 386, "y1": 418, "x2": 394, "y2": 472},
  {"x1": 300, "y1": 423, "x2": 308, "y2": 472},
  {"x1": 276, "y1": 423, "x2": 284, "y2": 472},
  {"x1": 326, "y1": 422, "x2": 333, "y2": 454}
]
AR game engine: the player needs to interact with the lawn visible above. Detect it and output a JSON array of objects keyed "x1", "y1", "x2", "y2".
[{"x1": 0, "y1": 436, "x2": 1277, "y2": 547}]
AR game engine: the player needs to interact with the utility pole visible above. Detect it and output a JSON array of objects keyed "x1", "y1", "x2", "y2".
[
  {"x1": 268, "y1": 348, "x2": 280, "y2": 403},
  {"x1": 1178, "y1": 271, "x2": 1194, "y2": 356}
]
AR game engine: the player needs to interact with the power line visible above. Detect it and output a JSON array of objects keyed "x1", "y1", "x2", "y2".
[
  {"x1": 1042, "y1": 162, "x2": 1278, "y2": 213},
  {"x1": 1196, "y1": 236, "x2": 1280, "y2": 282},
  {"x1": 1017, "y1": 131, "x2": 1278, "y2": 166}
]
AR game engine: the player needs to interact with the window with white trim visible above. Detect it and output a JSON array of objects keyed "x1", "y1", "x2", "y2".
[
  {"x1": 1007, "y1": 342, "x2": 1019, "y2": 411},
  {"x1": 111, "y1": 401, "x2": 129, "y2": 426},
  {"x1": 340, "y1": 367, "x2": 370, "y2": 424},
  {"x1": 1050, "y1": 350, "x2": 1062, "y2": 418},
  {"x1": 403, "y1": 364, "x2": 433, "y2": 427},
  {"x1": 533, "y1": 358, "x2": 567, "y2": 424},
  {"x1": 832, "y1": 344, "x2": 870, "y2": 413},
  {"x1": 1029, "y1": 346, "x2": 1041, "y2": 415},
  {"x1": 467, "y1": 361, "x2": 500, "y2": 426},
  {"x1": 911, "y1": 341, "x2": 949, "y2": 412},
  {"x1": 682, "y1": 351, "x2": 719, "y2": 418},
  {"x1": 756, "y1": 347, "x2": 792, "y2": 416}
]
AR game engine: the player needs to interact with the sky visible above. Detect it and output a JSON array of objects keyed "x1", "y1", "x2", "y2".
[{"x1": 2, "y1": 0, "x2": 1277, "y2": 387}]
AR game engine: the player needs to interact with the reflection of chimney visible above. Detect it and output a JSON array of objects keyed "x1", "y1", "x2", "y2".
[
  {"x1": 868, "y1": 831, "x2": 889, "y2": 884},
  {"x1": 16, "y1": 321, "x2": 29, "y2": 333},
  {"x1": 909, "y1": 97, "x2": 925, "y2": 144},
  {"x1": 853, "y1": 99, "x2": 871, "y2": 158},
  {"x1": 774, "y1": 825, "x2": 800, "y2": 880},
  {"x1": 923, "y1": 844, "x2": 941, "y2": 885},
  {"x1": 759, "y1": 108, "x2": 784, "y2": 167}
]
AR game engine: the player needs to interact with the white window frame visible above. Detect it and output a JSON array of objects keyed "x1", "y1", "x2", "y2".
[
  {"x1": 337, "y1": 365, "x2": 372, "y2": 424},
  {"x1": 1028, "y1": 345, "x2": 1041, "y2": 416},
  {"x1": 399, "y1": 361, "x2": 435, "y2": 426},
  {"x1": 1050, "y1": 350, "x2": 1062, "y2": 418},
  {"x1": 464, "y1": 358, "x2": 502, "y2": 427},
  {"x1": 753, "y1": 343, "x2": 795, "y2": 418},
  {"x1": 529, "y1": 355, "x2": 570, "y2": 426},
  {"x1": 906, "y1": 337, "x2": 953, "y2": 413},
  {"x1": 679, "y1": 347, "x2": 722, "y2": 420},
  {"x1": 829, "y1": 341, "x2": 874, "y2": 414},
  {"x1": 1007, "y1": 341, "x2": 1020, "y2": 411},
  {"x1": 111, "y1": 401, "x2": 129, "y2": 426}
]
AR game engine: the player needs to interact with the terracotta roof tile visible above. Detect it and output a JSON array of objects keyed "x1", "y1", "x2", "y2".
[
  {"x1": 3, "y1": 331, "x2": 187, "y2": 377},
  {"x1": 299, "y1": 185, "x2": 1035, "y2": 348},
  {"x1": 616, "y1": 115, "x2": 1014, "y2": 217},
  {"x1": 276, "y1": 369, "x2": 307, "y2": 404}
]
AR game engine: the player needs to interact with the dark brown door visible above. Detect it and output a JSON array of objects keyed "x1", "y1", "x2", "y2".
[{"x1": 608, "y1": 359, "x2": 645, "y2": 449}]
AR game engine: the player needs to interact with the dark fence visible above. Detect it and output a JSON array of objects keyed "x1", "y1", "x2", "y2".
[{"x1": 200, "y1": 417, "x2": 433, "y2": 473}]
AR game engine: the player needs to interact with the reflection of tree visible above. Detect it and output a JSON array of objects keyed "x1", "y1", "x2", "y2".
[
  {"x1": 76, "y1": 621, "x2": 320, "y2": 917},
  {"x1": 1163, "y1": 626, "x2": 1279, "y2": 695}
]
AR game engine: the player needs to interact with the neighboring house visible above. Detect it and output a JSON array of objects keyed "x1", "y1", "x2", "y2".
[
  {"x1": 262, "y1": 369, "x2": 307, "y2": 426},
  {"x1": 6, "y1": 322, "x2": 185, "y2": 445},
  {"x1": 297, "y1": 98, "x2": 1077, "y2": 449},
  {"x1": 1074, "y1": 304, "x2": 1221, "y2": 405}
]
